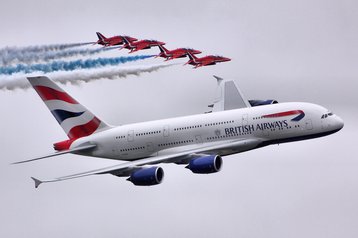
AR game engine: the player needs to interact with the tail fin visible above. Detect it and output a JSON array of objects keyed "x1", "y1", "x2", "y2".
[
  {"x1": 121, "y1": 36, "x2": 132, "y2": 46},
  {"x1": 187, "y1": 51, "x2": 197, "y2": 62},
  {"x1": 96, "y1": 32, "x2": 107, "y2": 41},
  {"x1": 157, "y1": 45, "x2": 168, "y2": 54},
  {"x1": 27, "y1": 76, "x2": 111, "y2": 139}
]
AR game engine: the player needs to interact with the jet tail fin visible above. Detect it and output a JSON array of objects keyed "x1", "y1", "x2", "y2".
[
  {"x1": 27, "y1": 76, "x2": 112, "y2": 140},
  {"x1": 96, "y1": 32, "x2": 107, "y2": 41},
  {"x1": 157, "y1": 44, "x2": 167, "y2": 54},
  {"x1": 121, "y1": 36, "x2": 131, "y2": 46},
  {"x1": 187, "y1": 51, "x2": 197, "y2": 61},
  {"x1": 211, "y1": 76, "x2": 251, "y2": 112}
]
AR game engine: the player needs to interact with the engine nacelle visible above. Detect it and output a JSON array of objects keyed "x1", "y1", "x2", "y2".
[
  {"x1": 186, "y1": 155, "x2": 223, "y2": 174},
  {"x1": 249, "y1": 100, "x2": 278, "y2": 107},
  {"x1": 127, "y1": 167, "x2": 164, "y2": 186}
]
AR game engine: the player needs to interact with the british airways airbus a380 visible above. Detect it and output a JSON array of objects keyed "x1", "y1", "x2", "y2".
[{"x1": 15, "y1": 76, "x2": 344, "y2": 188}]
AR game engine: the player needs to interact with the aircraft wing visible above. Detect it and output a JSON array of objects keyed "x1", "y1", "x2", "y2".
[
  {"x1": 108, "y1": 39, "x2": 123, "y2": 46},
  {"x1": 201, "y1": 61, "x2": 216, "y2": 67},
  {"x1": 171, "y1": 52, "x2": 186, "y2": 59},
  {"x1": 211, "y1": 76, "x2": 251, "y2": 112},
  {"x1": 130, "y1": 44, "x2": 147, "y2": 53},
  {"x1": 31, "y1": 138, "x2": 261, "y2": 188}
]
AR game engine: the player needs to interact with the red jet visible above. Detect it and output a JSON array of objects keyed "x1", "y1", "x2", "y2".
[
  {"x1": 156, "y1": 45, "x2": 202, "y2": 61},
  {"x1": 185, "y1": 52, "x2": 231, "y2": 68},
  {"x1": 121, "y1": 36, "x2": 165, "y2": 53},
  {"x1": 95, "y1": 32, "x2": 137, "y2": 47}
]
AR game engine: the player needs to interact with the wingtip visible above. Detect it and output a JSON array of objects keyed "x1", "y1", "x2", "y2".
[
  {"x1": 213, "y1": 75, "x2": 224, "y2": 84},
  {"x1": 31, "y1": 177, "x2": 43, "y2": 188}
]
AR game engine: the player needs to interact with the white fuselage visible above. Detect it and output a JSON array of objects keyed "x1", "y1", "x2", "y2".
[{"x1": 72, "y1": 102, "x2": 343, "y2": 161}]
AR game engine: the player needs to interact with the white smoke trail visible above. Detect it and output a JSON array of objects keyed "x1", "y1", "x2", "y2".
[
  {"x1": 0, "y1": 42, "x2": 92, "y2": 55},
  {"x1": 0, "y1": 64, "x2": 175, "y2": 90},
  {"x1": 0, "y1": 46, "x2": 118, "y2": 66}
]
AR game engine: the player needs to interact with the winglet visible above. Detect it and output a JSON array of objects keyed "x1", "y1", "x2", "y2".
[
  {"x1": 213, "y1": 75, "x2": 224, "y2": 85},
  {"x1": 31, "y1": 177, "x2": 43, "y2": 188}
]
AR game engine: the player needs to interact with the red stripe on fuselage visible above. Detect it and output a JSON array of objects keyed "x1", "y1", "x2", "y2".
[
  {"x1": 263, "y1": 110, "x2": 303, "y2": 118},
  {"x1": 34, "y1": 86, "x2": 78, "y2": 104},
  {"x1": 67, "y1": 117, "x2": 101, "y2": 139}
]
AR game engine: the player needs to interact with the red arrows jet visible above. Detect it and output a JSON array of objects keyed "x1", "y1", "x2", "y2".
[
  {"x1": 95, "y1": 32, "x2": 137, "y2": 47},
  {"x1": 185, "y1": 52, "x2": 231, "y2": 68},
  {"x1": 156, "y1": 45, "x2": 202, "y2": 61},
  {"x1": 121, "y1": 36, "x2": 166, "y2": 53}
]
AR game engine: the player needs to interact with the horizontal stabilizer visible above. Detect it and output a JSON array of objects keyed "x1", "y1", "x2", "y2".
[{"x1": 12, "y1": 144, "x2": 96, "y2": 165}]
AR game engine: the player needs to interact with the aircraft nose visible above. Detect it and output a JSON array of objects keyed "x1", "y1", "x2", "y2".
[{"x1": 334, "y1": 115, "x2": 344, "y2": 131}]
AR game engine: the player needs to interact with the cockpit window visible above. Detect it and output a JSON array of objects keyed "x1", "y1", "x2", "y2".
[{"x1": 321, "y1": 112, "x2": 334, "y2": 119}]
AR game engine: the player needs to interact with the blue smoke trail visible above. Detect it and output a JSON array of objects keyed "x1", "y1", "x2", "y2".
[
  {"x1": 0, "y1": 46, "x2": 118, "y2": 65},
  {"x1": 0, "y1": 55, "x2": 154, "y2": 75}
]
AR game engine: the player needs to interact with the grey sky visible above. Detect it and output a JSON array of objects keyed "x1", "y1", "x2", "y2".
[{"x1": 0, "y1": 0, "x2": 357, "y2": 237}]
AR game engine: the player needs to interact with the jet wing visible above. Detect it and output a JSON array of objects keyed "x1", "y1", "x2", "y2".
[
  {"x1": 171, "y1": 52, "x2": 186, "y2": 59},
  {"x1": 30, "y1": 138, "x2": 261, "y2": 188},
  {"x1": 108, "y1": 39, "x2": 123, "y2": 46},
  {"x1": 211, "y1": 76, "x2": 251, "y2": 112},
  {"x1": 200, "y1": 61, "x2": 216, "y2": 67},
  {"x1": 130, "y1": 43, "x2": 147, "y2": 53}
]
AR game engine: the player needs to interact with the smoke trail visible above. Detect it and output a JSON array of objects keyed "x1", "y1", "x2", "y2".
[
  {"x1": 0, "y1": 64, "x2": 175, "y2": 90},
  {"x1": 0, "y1": 46, "x2": 118, "y2": 66},
  {"x1": 0, "y1": 42, "x2": 93, "y2": 56},
  {"x1": 0, "y1": 55, "x2": 154, "y2": 75}
]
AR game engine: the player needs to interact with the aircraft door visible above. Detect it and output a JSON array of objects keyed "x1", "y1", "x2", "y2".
[
  {"x1": 146, "y1": 142, "x2": 154, "y2": 152},
  {"x1": 127, "y1": 130, "x2": 134, "y2": 142},
  {"x1": 242, "y1": 114, "x2": 248, "y2": 126},
  {"x1": 195, "y1": 135, "x2": 203, "y2": 144},
  {"x1": 305, "y1": 119, "x2": 313, "y2": 130},
  {"x1": 163, "y1": 125, "x2": 170, "y2": 137}
]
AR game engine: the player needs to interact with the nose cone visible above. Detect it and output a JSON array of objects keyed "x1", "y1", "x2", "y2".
[
  {"x1": 222, "y1": 57, "x2": 231, "y2": 62},
  {"x1": 334, "y1": 115, "x2": 344, "y2": 131}
]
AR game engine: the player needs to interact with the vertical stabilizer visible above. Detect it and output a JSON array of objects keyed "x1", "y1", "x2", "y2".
[
  {"x1": 212, "y1": 76, "x2": 251, "y2": 112},
  {"x1": 27, "y1": 76, "x2": 112, "y2": 139}
]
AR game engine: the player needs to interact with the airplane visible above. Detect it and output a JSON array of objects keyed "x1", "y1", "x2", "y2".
[
  {"x1": 156, "y1": 45, "x2": 202, "y2": 61},
  {"x1": 94, "y1": 32, "x2": 137, "y2": 47},
  {"x1": 14, "y1": 76, "x2": 344, "y2": 188},
  {"x1": 120, "y1": 36, "x2": 165, "y2": 53},
  {"x1": 185, "y1": 51, "x2": 231, "y2": 68}
]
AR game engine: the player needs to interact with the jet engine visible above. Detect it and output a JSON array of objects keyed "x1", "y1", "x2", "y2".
[
  {"x1": 249, "y1": 100, "x2": 278, "y2": 107},
  {"x1": 186, "y1": 155, "x2": 222, "y2": 174},
  {"x1": 127, "y1": 167, "x2": 164, "y2": 186}
]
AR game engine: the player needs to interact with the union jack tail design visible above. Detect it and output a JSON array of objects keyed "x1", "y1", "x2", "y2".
[{"x1": 27, "y1": 76, "x2": 111, "y2": 139}]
